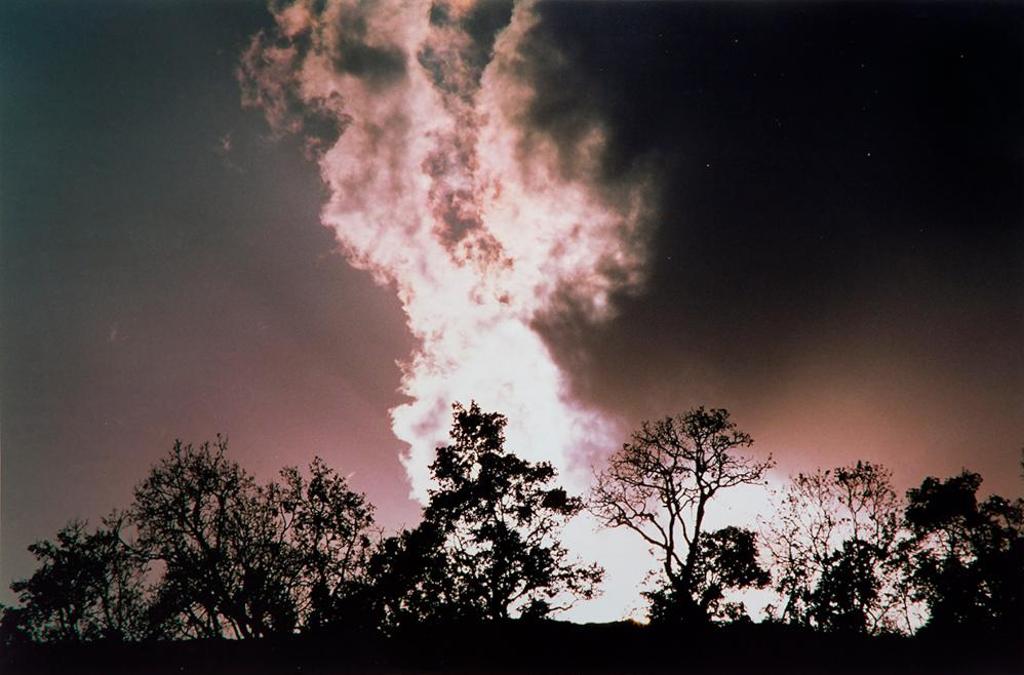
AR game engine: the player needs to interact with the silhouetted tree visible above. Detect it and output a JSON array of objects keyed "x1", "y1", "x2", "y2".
[
  {"x1": 275, "y1": 457, "x2": 376, "y2": 629},
  {"x1": 133, "y1": 438, "x2": 294, "y2": 638},
  {"x1": 646, "y1": 526, "x2": 770, "y2": 623},
  {"x1": 133, "y1": 438, "x2": 375, "y2": 638},
  {"x1": 764, "y1": 461, "x2": 911, "y2": 634},
  {"x1": 359, "y1": 522, "x2": 452, "y2": 629},
  {"x1": 369, "y1": 403, "x2": 602, "y2": 628},
  {"x1": 7, "y1": 514, "x2": 149, "y2": 642},
  {"x1": 904, "y1": 471, "x2": 1024, "y2": 633},
  {"x1": 590, "y1": 407, "x2": 773, "y2": 623}
]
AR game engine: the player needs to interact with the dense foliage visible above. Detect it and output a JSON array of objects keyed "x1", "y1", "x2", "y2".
[
  {"x1": 3, "y1": 405, "x2": 1022, "y2": 646},
  {"x1": 357, "y1": 403, "x2": 602, "y2": 629}
]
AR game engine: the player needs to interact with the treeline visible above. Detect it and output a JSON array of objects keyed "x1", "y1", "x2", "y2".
[{"x1": 2, "y1": 404, "x2": 1022, "y2": 646}]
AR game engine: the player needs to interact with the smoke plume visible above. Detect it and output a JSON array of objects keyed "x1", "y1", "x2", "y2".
[{"x1": 239, "y1": 0, "x2": 652, "y2": 501}]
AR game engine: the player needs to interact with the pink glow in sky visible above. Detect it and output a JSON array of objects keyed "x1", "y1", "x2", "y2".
[
  {"x1": 238, "y1": 0, "x2": 663, "y2": 619},
  {"x1": 241, "y1": 0, "x2": 652, "y2": 500},
  {"x1": 3, "y1": 0, "x2": 1021, "y2": 621}
]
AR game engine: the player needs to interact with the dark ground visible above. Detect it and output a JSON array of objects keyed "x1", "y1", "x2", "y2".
[{"x1": 3, "y1": 621, "x2": 1022, "y2": 675}]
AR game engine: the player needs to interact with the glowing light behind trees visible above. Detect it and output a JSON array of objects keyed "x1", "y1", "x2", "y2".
[{"x1": 239, "y1": 0, "x2": 653, "y2": 500}]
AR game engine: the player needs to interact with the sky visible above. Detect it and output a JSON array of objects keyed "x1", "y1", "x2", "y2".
[{"x1": 2, "y1": 1, "x2": 1022, "y2": 620}]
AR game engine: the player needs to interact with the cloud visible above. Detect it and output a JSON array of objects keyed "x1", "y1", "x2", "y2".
[{"x1": 239, "y1": 0, "x2": 655, "y2": 503}]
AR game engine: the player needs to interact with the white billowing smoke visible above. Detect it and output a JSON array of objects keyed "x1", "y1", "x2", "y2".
[{"x1": 241, "y1": 0, "x2": 655, "y2": 618}]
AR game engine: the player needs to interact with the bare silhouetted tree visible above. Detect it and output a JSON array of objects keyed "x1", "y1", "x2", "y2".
[
  {"x1": 763, "y1": 461, "x2": 911, "y2": 634},
  {"x1": 591, "y1": 407, "x2": 773, "y2": 623}
]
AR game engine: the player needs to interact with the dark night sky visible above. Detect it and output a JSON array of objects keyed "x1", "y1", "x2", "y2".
[
  {"x1": 2, "y1": 1, "x2": 1022, "y2": 610},
  {"x1": 531, "y1": 1, "x2": 1024, "y2": 483}
]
